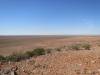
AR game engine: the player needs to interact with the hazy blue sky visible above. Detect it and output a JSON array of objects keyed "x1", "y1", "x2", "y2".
[{"x1": 0, "y1": 0, "x2": 100, "y2": 35}]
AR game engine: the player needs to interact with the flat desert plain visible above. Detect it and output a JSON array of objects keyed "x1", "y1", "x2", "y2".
[
  {"x1": 0, "y1": 35, "x2": 83, "y2": 56},
  {"x1": 0, "y1": 35, "x2": 73, "y2": 56},
  {"x1": 1, "y1": 36, "x2": 100, "y2": 75}
]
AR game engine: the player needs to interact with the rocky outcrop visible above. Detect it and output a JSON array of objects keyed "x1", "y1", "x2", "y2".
[{"x1": 0, "y1": 65, "x2": 18, "y2": 75}]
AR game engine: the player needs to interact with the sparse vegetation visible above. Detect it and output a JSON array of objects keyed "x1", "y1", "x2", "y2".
[
  {"x1": 0, "y1": 48, "x2": 46, "y2": 62},
  {"x1": 68, "y1": 43, "x2": 91, "y2": 50},
  {"x1": 82, "y1": 43, "x2": 91, "y2": 50},
  {"x1": 0, "y1": 43, "x2": 91, "y2": 62},
  {"x1": 0, "y1": 55, "x2": 5, "y2": 62},
  {"x1": 46, "y1": 49, "x2": 52, "y2": 54},
  {"x1": 0, "y1": 36, "x2": 100, "y2": 75},
  {"x1": 5, "y1": 53, "x2": 29, "y2": 62},
  {"x1": 25, "y1": 51, "x2": 34, "y2": 57},
  {"x1": 56, "y1": 48, "x2": 61, "y2": 51},
  {"x1": 68, "y1": 44, "x2": 81, "y2": 50},
  {"x1": 32, "y1": 48, "x2": 45, "y2": 56}
]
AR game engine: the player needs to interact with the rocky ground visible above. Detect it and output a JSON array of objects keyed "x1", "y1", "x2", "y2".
[
  {"x1": 1, "y1": 36, "x2": 100, "y2": 75},
  {"x1": 1, "y1": 48, "x2": 100, "y2": 75}
]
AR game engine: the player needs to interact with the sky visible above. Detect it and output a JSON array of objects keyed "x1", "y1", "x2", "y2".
[{"x1": 0, "y1": 0, "x2": 100, "y2": 35}]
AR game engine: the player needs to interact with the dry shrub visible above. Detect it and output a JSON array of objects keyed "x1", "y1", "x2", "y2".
[
  {"x1": 82, "y1": 43, "x2": 91, "y2": 50},
  {"x1": 68, "y1": 43, "x2": 91, "y2": 50},
  {"x1": 68, "y1": 44, "x2": 81, "y2": 50}
]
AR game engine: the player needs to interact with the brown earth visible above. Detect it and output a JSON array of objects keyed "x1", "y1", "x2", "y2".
[
  {"x1": 0, "y1": 36, "x2": 100, "y2": 56},
  {"x1": 0, "y1": 36, "x2": 100, "y2": 75},
  {"x1": 0, "y1": 36, "x2": 73, "y2": 56}
]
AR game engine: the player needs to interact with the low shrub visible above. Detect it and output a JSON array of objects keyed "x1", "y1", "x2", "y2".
[
  {"x1": 25, "y1": 51, "x2": 34, "y2": 57},
  {"x1": 32, "y1": 48, "x2": 45, "y2": 56},
  {"x1": 56, "y1": 48, "x2": 61, "y2": 51},
  {"x1": 69, "y1": 44, "x2": 81, "y2": 50},
  {"x1": 46, "y1": 49, "x2": 52, "y2": 54},
  {"x1": 68, "y1": 43, "x2": 91, "y2": 50},
  {"x1": 0, "y1": 55, "x2": 5, "y2": 62},
  {"x1": 0, "y1": 48, "x2": 46, "y2": 62},
  {"x1": 5, "y1": 53, "x2": 29, "y2": 62},
  {"x1": 82, "y1": 43, "x2": 91, "y2": 50}
]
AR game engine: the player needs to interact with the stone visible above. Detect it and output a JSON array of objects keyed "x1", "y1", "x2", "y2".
[
  {"x1": 11, "y1": 71, "x2": 15, "y2": 75},
  {"x1": 11, "y1": 66, "x2": 18, "y2": 71},
  {"x1": 3, "y1": 69, "x2": 10, "y2": 74}
]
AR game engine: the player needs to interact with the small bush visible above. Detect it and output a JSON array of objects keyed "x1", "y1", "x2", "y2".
[
  {"x1": 46, "y1": 49, "x2": 51, "y2": 54},
  {"x1": 25, "y1": 51, "x2": 34, "y2": 57},
  {"x1": 0, "y1": 48, "x2": 46, "y2": 62},
  {"x1": 32, "y1": 48, "x2": 45, "y2": 56},
  {"x1": 82, "y1": 43, "x2": 91, "y2": 50},
  {"x1": 6, "y1": 53, "x2": 29, "y2": 62},
  {"x1": 4, "y1": 48, "x2": 46, "y2": 62},
  {"x1": 5, "y1": 55, "x2": 16, "y2": 62},
  {"x1": 68, "y1": 43, "x2": 91, "y2": 51},
  {"x1": 69, "y1": 44, "x2": 81, "y2": 50},
  {"x1": 56, "y1": 48, "x2": 61, "y2": 51},
  {"x1": 0, "y1": 55, "x2": 5, "y2": 61}
]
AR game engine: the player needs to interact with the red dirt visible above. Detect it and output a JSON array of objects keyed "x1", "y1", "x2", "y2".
[{"x1": 1, "y1": 36, "x2": 100, "y2": 75}]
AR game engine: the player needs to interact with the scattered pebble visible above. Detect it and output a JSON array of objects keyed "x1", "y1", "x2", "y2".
[
  {"x1": 97, "y1": 69, "x2": 100, "y2": 72},
  {"x1": 91, "y1": 60, "x2": 96, "y2": 64}
]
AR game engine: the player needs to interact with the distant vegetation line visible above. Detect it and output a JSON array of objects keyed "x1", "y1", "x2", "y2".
[{"x1": 0, "y1": 43, "x2": 91, "y2": 62}]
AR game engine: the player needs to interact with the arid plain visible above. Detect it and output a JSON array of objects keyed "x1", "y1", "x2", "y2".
[{"x1": 0, "y1": 36, "x2": 100, "y2": 75}]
